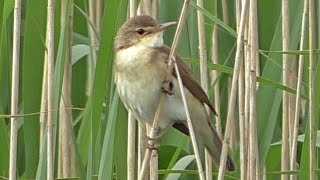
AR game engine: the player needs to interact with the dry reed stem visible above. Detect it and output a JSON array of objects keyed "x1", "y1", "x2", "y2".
[
  {"x1": 244, "y1": 18, "x2": 251, "y2": 180},
  {"x1": 290, "y1": 1, "x2": 308, "y2": 179},
  {"x1": 136, "y1": 3, "x2": 155, "y2": 179},
  {"x1": 46, "y1": 0, "x2": 55, "y2": 179},
  {"x1": 95, "y1": 0, "x2": 102, "y2": 33},
  {"x1": 129, "y1": 0, "x2": 137, "y2": 17},
  {"x1": 127, "y1": 1, "x2": 137, "y2": 179},
  {"x1": 223, "y1": 0, "x2": 236, "y2": 152},
  {"x1": 236, "y1": 2, "x2": 248, "y2": 179},
  {"x1": 210, "y1": 16, "x2": 223, "y2": 139},
  {"x1": 221, "y1": 0, "x2": 229, "y2": 25},
  {"x1": 9, "y1": 0, "x2": 22, "y2": 179},
  {"x1": 150, "y1": 147, "x2": 158, "y2": 180},
  {"x1": 211, "y1": 27, "x2": 223, "y2": 138},
  {"x1": 151, "y1": 0, "x2": 159, "y2": 20},
  {"x1": 127, "y1": 112, "x2": 136, "y2": 180},
  {"x1": 217, "y1": 0, "x2": 249, "y2": 179},
  {"x1": 138, "y1": 123, "x2": 148, "y2": 180},
  {"x1": 58, "y1": 3, "x2": 76, "y2": 177},
  {"x1": 195, "y1": 0, "x2": 211, "y2": 178},
  {"x1": 149, "y1": 3, "x2": 159, "y2": 178},
  {"x1": 86, "y1": 0, "x2": 99, "y2": 96},
  {"x1": 249, "y1": 0, "x2": 260, "y2": 178},
  {"x1": 139, "y1": 0, "x2": 206, "y2": 179},
  {"x1": 238, "y1": 62, "x2": 247, "y2": 180},
  {"x1": 88, "y1": 0, "x2": 98, "y2": 66},
  {"x1": 308, "y1": 0, "x2": 316, "y2": 179},
  {"x1": 281, "y1": 1, "x2": 290, "y2": 179}
]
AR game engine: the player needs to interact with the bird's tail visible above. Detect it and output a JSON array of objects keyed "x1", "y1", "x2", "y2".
[
  {"x1": 192, "y1": 118, "x2": 235, "y2": 171},
  {"x1": 204, "y1": 130, "x2": 236, "y2": 171}
]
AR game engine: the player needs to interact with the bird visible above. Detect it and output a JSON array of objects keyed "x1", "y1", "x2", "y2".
[{"x1": 113, "y1": 15, "x2": 235, "y2": 171}]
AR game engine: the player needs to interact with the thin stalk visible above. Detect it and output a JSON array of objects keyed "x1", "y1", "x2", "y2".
[
  {"x1": 95, "y1": 0, "x2": 102, "y2": 33},
  {"x1": 249, "y1": 0, "x2": 260, "y2": 180},
  {"x1": 127, "y1": 1, "x2": 137, "y2": 180},
  {"x1": 238, "y1": 62, "x2": 247, "y2": 180},
  {"x1": 127, "y1": 111, "x2": 136, "y2": 180},
  {"x1": 211, "y1": 29, "x2": 223, "y2": 138},
  {"x1": 217, "y1": 0, "x2": 249, "y2": 179},
  {"x1": 210, "y1": 0, "x2": 223, "y2": 139},
  {"x1": 87, "y1": 0, "x2": 99, "y2": 96},
  {"x1": 149, "y1": 3, "x2": 159, "y2": 177},
  {"x1": 139, "y1": 0, "x2": 206, "y2": 179},
  {"x1": 249, "y1": 0, "x2": 259, "y2": 179},
  {"x1": 150, "y1": 144, "x2": 158, "y2": 180},
  {"x1": 236, "y1": 0, "x2": 241, "y2": 30},
  {"x1": 137, "y1": 0, "x2": 151, "y2": 16},
  {"x1": 151, "y1": 0, "x2": 159, "y2": 20},
  {"x1": 308, "y1": 0, "x2": 316, "y2": 179},
  {"x1": 88, "y1": 0, "x2": 98, "y2": 65},
  {"x1": 195, "y1": 0, "x2": 211, "y2": 178},
  {"x1": 281, "y1": 1, "x2": 290, "y2": 179},
  {"x1": 244, "y1": 22, "x2": 251, "y2": 180},
  {"x1": 58, "y1": 3, "x2": 75, "y2": 178},
  {"x1": 236, "y1": 2, "x2": 248, "y2": 179},
  {"x1": 290, "y1": 1, "x2": 308, "y2": 179},
  {"x1": 146, "y1": 125, "x2": 158, "y2": 180},
  {"x1": 9, "y1": 0, "x2": 22, "y2": 179},
  {"x1": 138, "y1": 123, "x2": 147, "y2": 180},
  {"x1": 129, "y1": 0, "x2": 137, "y2": 17},
  {"x1": 46, "y1": 0, "x2": 55, "y2": 179},
  {"x1": 221, "y1": 0, "x2": 229, "y2": 25}
]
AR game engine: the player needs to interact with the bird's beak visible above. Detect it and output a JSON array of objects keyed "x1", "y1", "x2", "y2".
[{"x1": 155, "y1": 21, "x2": 177, "y2": 32}]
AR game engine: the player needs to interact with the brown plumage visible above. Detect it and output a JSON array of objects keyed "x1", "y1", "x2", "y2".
[{"x1": 114, "y1": 15, "x2": 235, "y2": 171}]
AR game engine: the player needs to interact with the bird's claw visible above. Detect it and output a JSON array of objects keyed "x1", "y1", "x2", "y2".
[
  {"x1": 146, "y1": 135, "x2": 158, "y2": 141},
  {"x1": 146, "y1": 141, "x2": 159, "y2": 150},
  {"x1": 146, "y1": 135, "x2": 159, "y2": 150},
  {"x1": 161, "y1": 78, "x2": 174, "y2": 95}
]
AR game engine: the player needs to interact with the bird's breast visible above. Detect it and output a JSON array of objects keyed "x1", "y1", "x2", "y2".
[{"x1": 114, "y1": 47, "x2": 165, "y2": 124}]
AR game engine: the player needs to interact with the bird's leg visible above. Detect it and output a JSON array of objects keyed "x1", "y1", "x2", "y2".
[{"x1": 161, "y1": 74, "x2": 174, "y2": 95}]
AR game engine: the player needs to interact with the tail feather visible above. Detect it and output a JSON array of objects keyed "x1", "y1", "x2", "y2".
[
  {"x1": 226, "y1": 156, "x2": 235, "y2": 171},
  {"x1": 190, "y1": 117, "x2": 236, "y2": 171}
]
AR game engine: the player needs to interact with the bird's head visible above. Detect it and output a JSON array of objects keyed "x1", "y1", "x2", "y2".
[{"x1": 114, "y1": 15, "x2": 176, "y2": 50}]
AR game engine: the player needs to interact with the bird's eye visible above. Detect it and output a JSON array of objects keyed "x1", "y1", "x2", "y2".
[{"x1": 136, "y1": 29, "x2": 145, "y2": 35}]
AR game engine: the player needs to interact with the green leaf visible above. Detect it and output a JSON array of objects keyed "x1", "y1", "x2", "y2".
[
  {"x1": 72, "y1": 44, "x2": 90, "y2": 65},
  {"x1": 77, "y1": 0, "x2": 128, "y2": 177},
  {"x1": 98, "y1": 92, "x2": 119, "y2": 180},
  {"x1": 21, "y1": 0, "x2": 47, "y2": 177},
  {"x1": 257, "y1": 0, "x2": 304, "y2": 167},
  {"x1": 165, "y1": 155, "x2": 195, "y2": 180}
]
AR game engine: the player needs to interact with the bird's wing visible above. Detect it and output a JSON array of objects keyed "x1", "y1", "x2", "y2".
[{"x1": 154, "y1": 46, "x2": 218, "y2": 116}]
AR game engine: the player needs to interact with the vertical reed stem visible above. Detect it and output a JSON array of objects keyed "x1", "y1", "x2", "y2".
[
  {"x1": 281, "y1": 1, "x2": 290, "y2": 179},
  {"x1": 218, "y1": 0, "x2": 249, "y2": 179},
  {"x1": 46, "y1": 0, "x2": 55, "y2": 178},
  {"x1": 308, "y1": 0, "x2": 316, "y2": 179},
  {"x1": 290, "y1": 1, "x2": 308, "y2": 179},
  {"x1": 9, "y1": 0, "x2": 22, "y2": 179}
]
